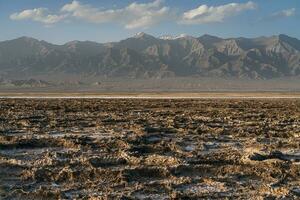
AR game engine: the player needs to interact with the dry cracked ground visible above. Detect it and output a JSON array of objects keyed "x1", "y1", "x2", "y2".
[{"x1": 0, "y1": 99, "x2": 299, "y2": 199}]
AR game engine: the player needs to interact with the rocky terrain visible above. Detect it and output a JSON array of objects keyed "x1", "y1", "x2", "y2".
[
  {"x1": 1, "y1": 33, "x2": 300, "y2": 80},
  {"x1": 0, "y1": 99, "x2": 299, "y2": 199}
]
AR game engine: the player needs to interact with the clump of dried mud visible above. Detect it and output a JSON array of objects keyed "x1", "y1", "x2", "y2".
[{"x1": 0, "y1": 99, "x2": 299, "y2": 199}]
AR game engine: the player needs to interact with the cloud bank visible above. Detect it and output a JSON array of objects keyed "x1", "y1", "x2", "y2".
[
  {"x1": 180, "y1": 1, "x2": 256, "y2": 24},
  {"x1": 271, "y1": 8, "x2": 296, "y2": 18},
  {"x1": 10, "y1": 8, "x2": 65, "y2": 24},
  {"x1": 10, "y1": 1, "x2": 261, "y2": 28},
  {"x1": 61, "y1": 0, "x2": 171, "y2": 29}
]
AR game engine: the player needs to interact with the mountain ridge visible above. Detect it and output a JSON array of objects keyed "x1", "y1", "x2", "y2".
[{"x1": 0, "y1": 33, "x2": 300, "y2": 80}]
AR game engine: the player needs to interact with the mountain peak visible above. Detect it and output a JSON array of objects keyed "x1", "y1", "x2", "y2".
[
  {"x1": 278, "y1": 34, "x2": 290, "y2": 39},
  {"x1": 134, "y1": 32, "x2": 146, "y2": 37},
  {"x1": 198, "y1": 34, "x2": 223, "y2": 47},
  {"x1": 133, "y1": 32, "x2": 156, "y2": 39},
  {"x1": 198, "y1": 34, "x2": 222, "y2": 41},
  {"x1": 16, "y1": 36, "x2": 39, "y2": 43},
  {"x1": 65, "y1": 40, "x2": 80, "y2": 45},
  {"x1": 277, "y1": 34, "x2": 297, "y2": 42},
  {"x1": 7, "y1": 36, "x2": 47, "y2": 48},
  {"x1": 277, "y1": 34, "x2": 300, "y2": 51},
  {"x1": 159, "y1": 34, "x2": 194, "y2": 40}
]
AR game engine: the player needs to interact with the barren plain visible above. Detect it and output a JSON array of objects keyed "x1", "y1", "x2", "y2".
[{"x1": 0, "y1": 98, "x2": 300, "y2": 199}]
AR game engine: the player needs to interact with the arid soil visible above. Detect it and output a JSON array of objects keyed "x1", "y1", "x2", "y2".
[{"x1": 0, "y1": 99, "x2": 299, "y2": 199}]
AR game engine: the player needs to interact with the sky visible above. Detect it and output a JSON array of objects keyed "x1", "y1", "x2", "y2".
[{"x1": 0, "y1": 0, "x2": 299, "y2": 44}]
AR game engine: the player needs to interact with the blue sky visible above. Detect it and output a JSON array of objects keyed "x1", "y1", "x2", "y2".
[{"x1": 0, "y1": 0, "x2": 299, "y2": 44}]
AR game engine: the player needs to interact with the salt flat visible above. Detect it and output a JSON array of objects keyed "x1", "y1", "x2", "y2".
[
  {"x1": 1, "y1": 98, "x2": 299, "y2": 199},
  {"x1": 1, "y1": 92, "x2": 300, "y2": 99}
]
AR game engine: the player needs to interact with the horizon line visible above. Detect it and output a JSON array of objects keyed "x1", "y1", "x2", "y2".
[{"x1": 1, "y1": 32, "x2": 298, "y2": 45}]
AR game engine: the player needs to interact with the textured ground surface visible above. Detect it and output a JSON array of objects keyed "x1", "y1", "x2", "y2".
[{"x1": 0, "y1": 99, "x2": 299, "y2": 199}]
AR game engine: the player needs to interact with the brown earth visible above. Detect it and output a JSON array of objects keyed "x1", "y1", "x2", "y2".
[{"x1": 0, "y1": 99, "x2": 299, "y2": 199}]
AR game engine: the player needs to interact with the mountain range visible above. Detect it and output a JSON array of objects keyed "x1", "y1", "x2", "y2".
[{"x1": 1, "y1": 32, "x2": 300, "y2": 80}]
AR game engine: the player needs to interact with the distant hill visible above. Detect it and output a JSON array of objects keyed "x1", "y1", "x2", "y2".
[
  {"x1": 0, "y1": 78, "x2": 52, "y2": 87},
  {"x1": 0, "y1": 33, "x2": 300, "y2": 80}
]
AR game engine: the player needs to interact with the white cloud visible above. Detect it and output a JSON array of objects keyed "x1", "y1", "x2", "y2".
[
  {"x1": 61, "y1": 0, "x2": 171, "y2": 29},
  {"x1": 10, "y1": 8, "x2": 65, "y2": 24},
  {"x1": 271, "y1": 8, "x2": 296, "y2": 18},
  {"x1": 9, "y1": 1, "x2": 261, "y2": 28},
  {"x1": 180, "y1": 1, "x2": 256, "y2": 24}
]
